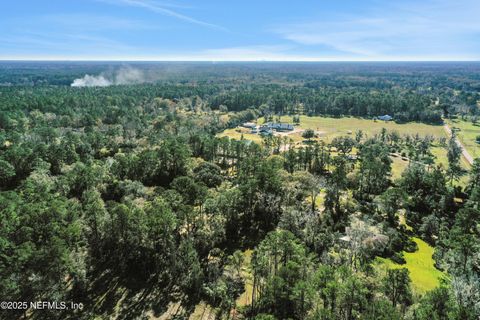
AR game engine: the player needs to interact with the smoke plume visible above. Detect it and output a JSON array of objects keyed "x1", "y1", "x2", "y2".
[{"x1": 71, "y1": 67, "x2": 146, "y2": 87}]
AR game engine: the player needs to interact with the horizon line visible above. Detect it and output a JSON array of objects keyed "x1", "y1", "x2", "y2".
[{"x1": 1, "y1": 59, "x2": 480, "y2": 63}]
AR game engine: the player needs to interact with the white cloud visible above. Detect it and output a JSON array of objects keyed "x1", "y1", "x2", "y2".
[
  {"x1": 3, "y1": 46, "x2": 477, "y2": 62},
  {"x1": 273, "y1": 0, "x2": 480, "y2": 60},
  {"x1": 132, "y1": 45, "x2": 324, "y2": 61},
  {"x1": 96, "y1": 0, "x2": 226, "y2": 30}
]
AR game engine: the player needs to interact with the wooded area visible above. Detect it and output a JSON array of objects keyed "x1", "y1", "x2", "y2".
[{"x1": 0, "y1": 62, "x2": 479, "y2": 320}]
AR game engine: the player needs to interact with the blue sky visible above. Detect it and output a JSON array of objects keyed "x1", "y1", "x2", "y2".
[{"x1": 1, "y1": 0, "x2": 479, "y2": 61}]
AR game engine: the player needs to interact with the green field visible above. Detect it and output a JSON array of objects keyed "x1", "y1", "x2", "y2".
[
  {"x1": 260, "y1": 115, "x2": 447, "y2": 141},
  {"x1": 220, "y1": 116, "x2": 447, "y2": 144},
  {"x1": 220, "y1": 116, "x2": 472, "y2": 185},
  {"x1": 391, "y1": 155, "x2": 410, "y2": 180},
  {"x1": 431, "y1": 146, "x2": 470, "y2": 185},
  {"x1": 375, "y1": 237, "x2": 446, "y2": 294},
  {"x1": 446, "y1": 119, "x2": 480, "y2": 159},
  {"x1": 218, "y1": 127, "x2": 264, "y2": 144}
]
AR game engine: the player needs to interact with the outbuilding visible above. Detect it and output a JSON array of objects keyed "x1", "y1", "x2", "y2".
[
  {"x1": 241, "y1": 122, "x2": 256, "y2": 129},
  {"x1": 377, "y1": 115, "x2": 393, "y2": 121}
]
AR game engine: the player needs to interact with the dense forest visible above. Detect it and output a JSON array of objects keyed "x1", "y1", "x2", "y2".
[{"x1": 1, "y1": 62, "x2": 480, "y2": 320}]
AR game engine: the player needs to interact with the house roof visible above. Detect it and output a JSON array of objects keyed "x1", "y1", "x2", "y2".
[
  {"x1": 262, "y1": 122, "x2": 294, "y2": 130},
  {"x1": 378, "y1": 115, "x2": 393, "y2": 120}
]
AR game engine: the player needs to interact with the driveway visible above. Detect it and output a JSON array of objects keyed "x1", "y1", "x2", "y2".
[{"x1": 443, "y1": 123, "x2": 474, "y2": 166}]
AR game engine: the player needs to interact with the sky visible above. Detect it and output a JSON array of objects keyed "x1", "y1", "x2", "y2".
[{"x1": 0, "y1": 0, "x2": 479, "y2": 61}]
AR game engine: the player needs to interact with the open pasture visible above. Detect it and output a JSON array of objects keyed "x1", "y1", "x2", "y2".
[
  {"x1": 375, "y1": 237, "x2": 446, "y2": 294},
  {"x1": 259, "y1": 116, "x2": 446, "y2": 142},
  {"x1": 446, "y1": 119, "x2": 480, "y2": 159},
  {"x1": 220, "y1": 116, "x2": 447, "y2": 144}
]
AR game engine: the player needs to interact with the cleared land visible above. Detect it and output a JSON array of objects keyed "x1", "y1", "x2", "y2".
[
  {"x1": 220, "y1": 116, "x2": 472, "y2": 185},
  {"x1": 220, "y1": 116, "x2": 447, "y2": 144},
  {"x1": 391, "y1": 155, "x2": 410, "y2": 180},
  {"x1": 236, "y1": 250, "x2": 254, "y2": 308},
  {"x1": 259, "y1": 116, "x2": 446, "y2": 141},
  {"x1": 431, "y1": 146, "x2": 470, "y2": 186},
  {"x1": 218, "y1": 127, "x2": 264, "y2": 144},
  {"x1": 375, "y1": 237, "x2": 446, "y2": 294},
  {"x1": 445, "y1": 119, "x2": 480, "y2": 159}
]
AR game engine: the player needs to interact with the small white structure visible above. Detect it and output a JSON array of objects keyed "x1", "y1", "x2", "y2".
[
  {"x1": 377, "y1": 115, "x2": 393, "y2": 121},
  {"x1": 241, "y1": 122, "x2": 256, "y2": 129}
]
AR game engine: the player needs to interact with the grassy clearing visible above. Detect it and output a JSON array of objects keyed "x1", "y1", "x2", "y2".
[
  {"x1": 236, "y1": 250, "x2": 254, "y2": 308},
  {"x1": 398, "y1": 211, "x2": 413, "y2": 231},
  {"x1": 375, "y1": 237, "x2": 446, "y2": 294},
  {"x1": 218, "y1": 127, "x2": 264, "y2": 144},
  {"x1": 220, "y1": 116, "x2": 447, "y2": 144},
  {"x1": 446, "y1": 118, "x2": 480, "y2": 159},
  {"x1": 431, "y1": 146, "x2": 470, "y2": 186},
  {"x1": 389, "y1": 148, "x2": 469, "y2": 185},
  {"x1": 431, "y1": 146, "x2": 450, "y2": 168},
  {"x1": 389, "y1": 147, "x2": 469, "y2": 186},
  {"x1": 391, "y1": 155, "x2": 410, "y2": 180},
  {"x1": 260, "y1": 116, "x2": 446, "y2": 141},
  {"x1": 219, "y1": 116, "x2": 471, "y2": 186}
]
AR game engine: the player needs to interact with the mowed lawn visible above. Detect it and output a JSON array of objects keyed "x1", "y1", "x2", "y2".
[
  {"x1": 218, "y1": 127, "x2": 264, "y2": 144},
  {"x1": 446, "y1": 119, "x2": 480, "y2": 159},
  {"x1": 375, "y1": 237, "x2": 446, "y2": 294},
  {"x1": 259, "y1": 116, "x2": 447, "y2": 142},
  {"x1": 220, "y1": 116, "x2": 446, "y2": 143}
]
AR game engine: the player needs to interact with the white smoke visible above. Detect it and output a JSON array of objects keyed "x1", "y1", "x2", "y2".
[
  {"x1": 71, "y1": 74, "x2": 112, "y2": 87},
  {"x1": 114, "y1": 67, "x2": 144, "y2": 85},
  {"x1": 71, "y1": 67, "x2": 146, "y2": 87}
]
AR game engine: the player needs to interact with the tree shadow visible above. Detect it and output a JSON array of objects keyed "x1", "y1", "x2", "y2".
[{"x1": 64, "y1": 260, "x2": 202, "y2": 320}]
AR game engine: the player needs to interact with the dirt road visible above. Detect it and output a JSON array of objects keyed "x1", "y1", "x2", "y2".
[{"x1": 443, "y1": 123, "x2": 474, "y2": 166}]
